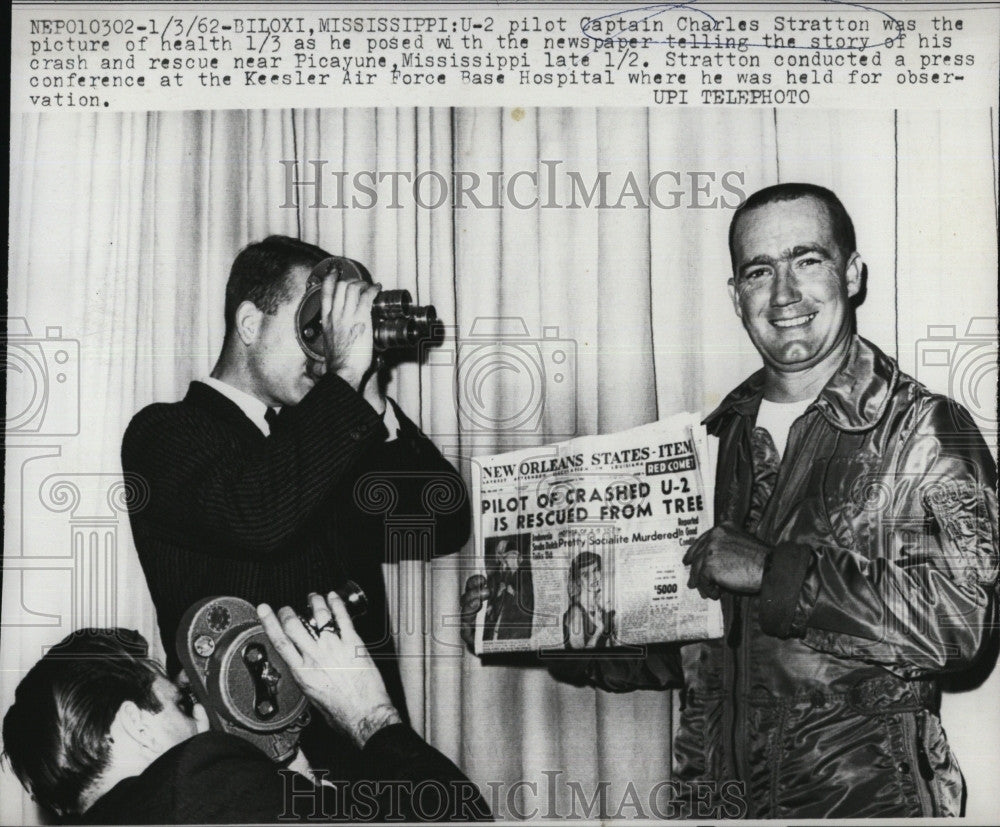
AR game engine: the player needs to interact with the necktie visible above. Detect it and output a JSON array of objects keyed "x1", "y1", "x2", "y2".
[{"x1": 264, "y1": 408, "x2": 280, "y2": 433}]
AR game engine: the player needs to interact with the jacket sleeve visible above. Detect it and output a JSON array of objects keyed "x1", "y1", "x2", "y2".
[
  {"x1": 355, "y1": 723, "x2": 492, "y2": 821},
  {"x1": 547, "y1": 643, "x2": 684, "y2": 692},
  {"x1": 168, "y1": 730, "x2": 490, "y2": 823},
  {"x1": 170, "y1": 732, "x2": 299, "y2": 823},
  {"x1": 121, "y1": 374, "x2": 387, "y2": 558},
  {"x1": 335, "y1": 399, "x2": 472, "y2": 561},
  {"x1": 759, "y1": 396, "x2": 999, "y2": 678}
]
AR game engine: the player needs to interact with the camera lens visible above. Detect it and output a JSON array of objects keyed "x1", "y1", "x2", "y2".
[
  {"x1": 373, "y1": 290, "x2": 412, "y2": 316},
  {"x1": 372, "y1": 297, "x2": 439, "y2": 350},
  {"x1": 295, "y1": 284, "x2": 326, "y2": 362}
]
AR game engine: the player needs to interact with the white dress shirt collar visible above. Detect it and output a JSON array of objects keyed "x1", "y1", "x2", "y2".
[
  {"x1": 201, "y1": 376, "x2": 274, "y2": 435},
  {"x1": 201, "y1": 376, "x2": 400, "y2": 441}
]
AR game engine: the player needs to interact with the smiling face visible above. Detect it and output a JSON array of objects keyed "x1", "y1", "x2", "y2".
[{"x1": 729, "y1": 196, "x2": 862, "y2": 377}]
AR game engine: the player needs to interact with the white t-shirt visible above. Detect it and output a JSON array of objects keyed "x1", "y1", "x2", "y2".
[{"x1": 755, "y1": 397, "x2": 814, "y2": 459}]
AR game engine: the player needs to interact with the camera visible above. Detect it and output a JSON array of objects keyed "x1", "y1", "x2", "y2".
[
  {"x1": 176, "y1": 583, "x2": 369, "y2": 762},
  {"x1": 295, "y1": 256, "x2": 441, "y2": 362},
  {"x1": 3, "y1": 317, "x2": 80, "y2": 436},
  {"x1": 177, "y1": 597, "x2": 310, "y2": 763}
]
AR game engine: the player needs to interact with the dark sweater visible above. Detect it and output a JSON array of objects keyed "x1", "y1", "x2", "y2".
[
  {"x1": 121, "y1": 375, "x2": 470, "y2": 761},
  {"x1": 81, "y1": 728, "x2": 491, "y2": 823}
]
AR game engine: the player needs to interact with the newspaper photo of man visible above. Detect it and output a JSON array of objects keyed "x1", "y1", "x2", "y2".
[
  {"x1": 482, "y1": 535, "x2": 534, "y2": 641},
  {"x1": 563, "y1": 551, "x2": 616, "y2": 650}
]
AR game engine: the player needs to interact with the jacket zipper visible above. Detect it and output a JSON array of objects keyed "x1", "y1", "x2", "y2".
[
  {"x1": 727, "y1": 418, "x2": 754, "y2": 808},
  {"x1": 735, "y1": 408, "x2": 811, "y2": 814},
  {"x1": 900, "y1": 713, "x2": 936, "y2": 816}
]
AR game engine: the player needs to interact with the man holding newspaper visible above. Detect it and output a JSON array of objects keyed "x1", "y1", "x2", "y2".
[{"x1": 462, "y1": 183, "x2": 998, "y2": 818}]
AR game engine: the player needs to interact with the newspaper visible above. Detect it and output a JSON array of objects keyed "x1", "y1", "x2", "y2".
[{"x1": 472, "y1": 415, "x2": 723, "y2": 654}]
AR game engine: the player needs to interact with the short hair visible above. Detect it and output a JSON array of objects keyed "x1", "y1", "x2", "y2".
[
  {"x1": 567, "y1": 551, "x2": 602, "y2": 598},
  {"x1": 728, "y1": 183, "x2": 857, "y2": 270},
  {"x1": 224, "y1": 235, "x2": 331, "y2": 334},
  {"x1": 2, "y1": 629, "x2": 163, "y2": 817}
]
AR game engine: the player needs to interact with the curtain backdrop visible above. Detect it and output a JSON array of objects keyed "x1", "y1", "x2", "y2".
[{"x1": 4, "y1": 107, "x2": 997, "y2": 824}]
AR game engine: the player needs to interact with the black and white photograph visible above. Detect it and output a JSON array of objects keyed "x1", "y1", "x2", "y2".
[
  {"x1": 482, "y1": 533, "x2": 534, "y2": 642},
  {"x1": 562, "y1": 550, "x2": 614, "y2": 650},
  {"x1": 4, "y1": 2, "x2": 999, "y2": 824}
]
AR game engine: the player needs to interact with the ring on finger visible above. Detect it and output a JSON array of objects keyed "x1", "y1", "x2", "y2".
[{"x1": 317, "y1": 619, "x2": 341, "y2": 636}]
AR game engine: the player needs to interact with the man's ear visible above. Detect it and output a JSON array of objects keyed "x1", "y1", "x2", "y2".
[
  {"x1": 111, "y1": 701, "x2": 158, "y2": 754},
  {"x1": 727, "y1": 277, "x2": 743, "y2": 320},
  {"x1": 844, "y1": 252, "x2": 863, "y2": 298},
  {"x1": 235, "y1": 301, "x2": 264, "y2": 346},
  {"x1": 108, "y1": 701, "x2": 149, "y2": 744}
]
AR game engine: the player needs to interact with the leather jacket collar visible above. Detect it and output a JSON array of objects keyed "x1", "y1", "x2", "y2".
[{"x1": 703, "y1": 336, "x2": 899, "y2": 433}]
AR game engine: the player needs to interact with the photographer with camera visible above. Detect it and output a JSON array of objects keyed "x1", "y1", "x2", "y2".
[
  {"x1": 2, "y1": 592, "x2": 490, "y2": 823},
  {"x1": 121, "y1": 236, "x2": 470, "y2": 770}
]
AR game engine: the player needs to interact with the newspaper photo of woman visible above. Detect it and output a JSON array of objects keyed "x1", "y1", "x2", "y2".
[{"x1": 562, "y1": 551, "x2": 615, "y2": 649}]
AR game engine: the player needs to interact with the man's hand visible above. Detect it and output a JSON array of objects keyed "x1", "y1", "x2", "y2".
[
  {"x1": 258, "y1": 592, "x2": 401, "y2": 748},
  {"x1": 683, "y1": 524, "x2": 770, "y2": 599},
  {"x1": 460, "y1": 574, "x2": 489, "y2": 652},
  {"x1": 321, "y1": 276, "x2": 381, "y2": 394}
]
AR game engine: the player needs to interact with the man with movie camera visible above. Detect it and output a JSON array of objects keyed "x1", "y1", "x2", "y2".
[
  {"x1": 122, "y1": 235, "x2": 470, "y2": 767},
  {"x1": 2, "y1": 592, "x2": 490, "y2": 823}
]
